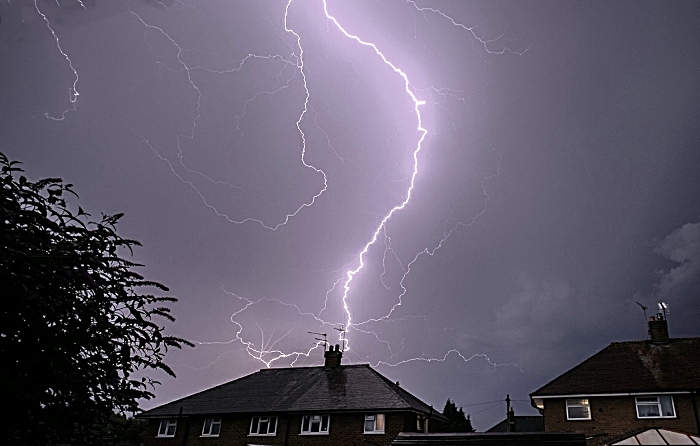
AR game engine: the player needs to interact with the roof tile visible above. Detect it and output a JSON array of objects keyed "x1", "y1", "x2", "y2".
[
  {"x1": 140, "y1": 364, "x2": 440, "y2": 417},
  {"x1": 531, "y1": 338, "x2": 700, "y2": 397}
]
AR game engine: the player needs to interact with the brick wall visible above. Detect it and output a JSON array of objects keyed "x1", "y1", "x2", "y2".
[
  {"x1": 543, "y1": 395, "x2": 700, "y2": 445},
  {"x1": 144, "y1": 411, "x2": 425, "y2": 446}
]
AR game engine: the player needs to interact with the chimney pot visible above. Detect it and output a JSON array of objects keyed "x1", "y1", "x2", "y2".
[{"x1": 324, "y1": 344, "x2": 343, "y2": 368}]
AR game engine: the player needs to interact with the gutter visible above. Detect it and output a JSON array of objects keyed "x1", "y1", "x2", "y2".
[
  {"x1": 532, "y1": 391, "x2": 693, "y2": 399},
  {"x1": 530, "y1": 396, "x2": 543, "y2": 415}
]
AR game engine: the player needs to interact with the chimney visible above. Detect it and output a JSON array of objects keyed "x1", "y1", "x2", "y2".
[
  {"x1": 324, "y1": 344, "x2": 342, "y2": 368},
  {"x1": 507, "y1": 407, "x2": 516, "y2": 433},
  {"x1": 648, "y1": 315, "x2": 669, "y2": 345}
]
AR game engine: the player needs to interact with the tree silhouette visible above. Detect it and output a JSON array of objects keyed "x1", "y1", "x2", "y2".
[
  {"x1": 0, "y1": 152, "x2": 192, "y2": 445},
  {"x1": 440, "y1": 398, "x2": 475, "y2": 432}
]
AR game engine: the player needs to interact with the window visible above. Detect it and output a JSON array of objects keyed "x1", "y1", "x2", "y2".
[
  {"x1": 566, "y1": 399, "x2": 591, "y2": 420},
  {"x1": 300, "y1": 414, "x2": 330, "y2": 434},
  {"x1": 157, "y1": 418, "x2": 177, "y2": 437},
  {"x1": 201, "y1": 417, "x2": 221, "y2": 437},
  {"x1": 250, "y1": 416, "x2": 278, "y2": 436},
  {"x1": 416, "y1": 415, "x2": 429, "y2": 433},
  {"x1": 636, "y1": 396, "x2": 676, "y2": 418},
  {"x1": 364, "y1": 414, "x2": 385, "y2": 434}
]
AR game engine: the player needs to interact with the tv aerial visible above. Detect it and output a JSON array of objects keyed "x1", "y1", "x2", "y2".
[
  {"x1": 334, "y1": 325, "x2": 347, "y2": 352},
  {"x1": 308, "y1": 332, "x2": 327, "y2": 351},
  {"x1": 658, "y1": 302, "x2": 669, "y2": 320},
  {"x1": 635, "y1": 301, "x2": 648, "y2": 319}
]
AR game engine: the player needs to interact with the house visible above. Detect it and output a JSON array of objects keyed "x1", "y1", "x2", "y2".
[
  {"x1": 530, "y1": 316, "x2": 700, "y2": 445},
  {"x1": 138, "y1": 344, "x2": 445, "y2": 446}
]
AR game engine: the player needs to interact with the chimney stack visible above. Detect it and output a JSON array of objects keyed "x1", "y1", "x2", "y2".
[
  {"x1": 324, "y1": 344, "x2": 342, "y2": 368},
  {"x1": 648, "y1": 315, "x2": 669, "y2": 345}
]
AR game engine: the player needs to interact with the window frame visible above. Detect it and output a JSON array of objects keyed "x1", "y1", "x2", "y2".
[
  {"x1": 157, "y1": 418, "x2": 178, "y2": 437},
  {"x1": 565, "y1": 398, "x2": 591, "y2": 420},
  {"x1": 249, "y1": 415, "x2": 278, "y2": 436},
  {"x1": 364, "y1": 413, "x2": 385, "y2": 434},
  {"x1": 300, "y1": 414, "x2": 330, "y2": 435},
  {"x1": 635, "y1": 396, "x2": 676, "y2": 419},
  {"x1": 200, "y1": 417, "x2": 221, "y2": 437}
]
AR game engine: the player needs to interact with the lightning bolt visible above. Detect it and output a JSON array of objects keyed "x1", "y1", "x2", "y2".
[
  {"x1": 404, "y1": 0, "x2": 530, "y2": 56},
  {"x1": 192, "y1": 285, "x2": 332, "y2": 368},
  {"x1": 126, "y1": 3, "x2": 328, "y2": 231},
  {"x1": 315, "y1": 0, "x2": 428, "y2": 340},
  {"x1": 191, "y1": 0, "x2": 520, "y2": 370},
  {"x1": 34, "y1": 0, "x2": 82, "y2": 120},
  {"x1": 29, "y1": 0, "x2": 527, "y2": 373}
]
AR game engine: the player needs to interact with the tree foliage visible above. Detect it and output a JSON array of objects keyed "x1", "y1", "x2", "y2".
[
  {"x1": 440, "y1": 398, "x2": 475, "y2": 433},
  {"x1": 0, "y1": 152, "x2": 192, "y2": 445}
]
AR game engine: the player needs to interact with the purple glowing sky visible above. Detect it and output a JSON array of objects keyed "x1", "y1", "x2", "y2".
[{"x1": 1, "y1": 0, "x2": 699, "y2": 430}]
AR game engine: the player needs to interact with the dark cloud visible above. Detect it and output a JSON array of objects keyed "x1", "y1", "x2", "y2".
[{"x1": 654, "y1": 221, "x2": 700, "y2": 302}]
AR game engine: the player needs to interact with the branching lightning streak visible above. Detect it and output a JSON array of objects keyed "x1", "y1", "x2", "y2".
[
  {"x1": 188, "y1": 0, "x2": 433, "y2": 367},
  {"x1": 317, "y1": 0, "x2": 428, "y2": 342},
  {"x1": 193, "y1": 286, "x2": 336, "y2": 368},
  {"x1": 130, "y1": 4, "x2": 328, "y2": 230},
  {"x1": 30, "y1": 0, "x2": 524, "y2": 373},
  {"x1": 376, "y1": 349, "x2": 521, "y2": 372},
  {"x1": 355, "y1": 150, "x2": 502, "y2": 327},
  {"x1": 34, "y1": 0, "x2": 81, "y2": 120},
  {"x1": 189, "y1": 0, "x2": 520, "y2": 371},
  {"x1": 404, "y1": 0, "x2": 530, "y2": 56}
]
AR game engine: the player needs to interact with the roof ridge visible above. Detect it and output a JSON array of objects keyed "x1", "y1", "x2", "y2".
[
  {"x1": 609, "y1": 336, "x2": 700, "y2": 345},
  {"x1": 255, "y1": 363, "x2": 370, "y2": 372}
]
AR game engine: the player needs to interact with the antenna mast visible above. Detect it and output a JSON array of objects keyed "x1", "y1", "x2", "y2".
[
  {"x1": 308, "y1": 332, "x2": 328, "y2": 351},
  {"x1": 334, "y1": 325, "x2": 347, "y2": 352},
  {"x1": 635, "y1": 301, "x2": 648, "y2": 320}
]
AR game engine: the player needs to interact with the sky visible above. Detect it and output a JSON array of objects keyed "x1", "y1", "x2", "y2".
[{"x1": 1, "y1": 0, "x2": 699, "y2": 431}]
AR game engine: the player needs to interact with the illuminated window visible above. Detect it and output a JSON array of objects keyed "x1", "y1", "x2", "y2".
[
  {"x1": 250, "y1": 416, "x2": 278, "y2": 435},
  {"x1": 566, "y1": 399, "x2": 591, "y2": 420},
  {"x1": 157, "y1": 418, "x2": 177, "y2": 437},
  {"x1": 636, "y1": 396, "x2": 676, "y2": 418},
  {"x1": 201, "y1": 417, "x2": 221, "y2": 437},
  {"x1": 301, "y1": 414, "x2": 330, "y2": 434},
  {"x1": 364, "y1": 414, "x2": 385, "y2": 433}
]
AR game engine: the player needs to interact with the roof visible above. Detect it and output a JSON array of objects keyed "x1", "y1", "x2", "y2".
[
  {"x1": 485, "y1": 416, "x2": 544, "y2": 433},
  {"x1": 391, "y1": 432, "x2": 586, "y2": 446},
  {"x1": 608, "y1": 428, "x2": 700, "y2": 445},
  {"x1": 531, "y1": 337, "x2": 700, "y2": 397},
  {"x1": 139, "y1": 364, "x2": 443, "y2": 418}
]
